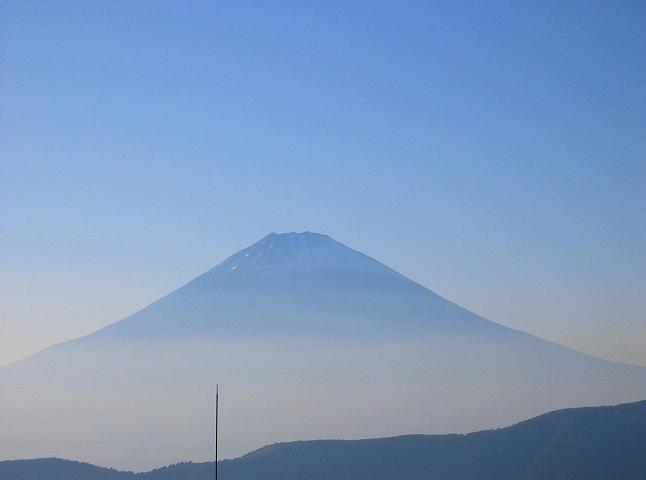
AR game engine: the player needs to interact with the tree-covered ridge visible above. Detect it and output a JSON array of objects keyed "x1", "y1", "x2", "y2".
[{"x1": 3, "y1": 399, "x2": 645, "y2": 480}]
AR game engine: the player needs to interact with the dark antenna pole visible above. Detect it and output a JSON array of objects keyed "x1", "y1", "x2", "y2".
[{"x1": 215, "y1": 384, "x2": 219, "y2": 480}]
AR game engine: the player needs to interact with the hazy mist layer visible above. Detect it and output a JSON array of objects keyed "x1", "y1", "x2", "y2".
[{"x1": 2, "y1": 233, "x2": 645, "y2": 470}]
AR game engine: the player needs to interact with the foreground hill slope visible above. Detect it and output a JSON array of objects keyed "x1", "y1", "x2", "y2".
[
  {"x1": 2, "y1": 232, "x2": 646, "y2": 469},
  {"x1": 3, "y1": 400, "x2": 645, "y2": 480}
]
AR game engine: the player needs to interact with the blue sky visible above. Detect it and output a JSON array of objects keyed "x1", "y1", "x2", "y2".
[{"x1": 1, "y1": 0, "x2": 645, "y2": 366}]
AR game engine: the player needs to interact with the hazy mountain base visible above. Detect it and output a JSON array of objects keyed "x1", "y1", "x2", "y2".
[
  {"x1": 3, "y1": 334, "x2": 645, "y2": 470},
  {"x1": 3, "y1": 400, "x2": 646, "y2": 480},
  {"x1": 2, "y1": 233, "x2": 646, "y2": 470}
]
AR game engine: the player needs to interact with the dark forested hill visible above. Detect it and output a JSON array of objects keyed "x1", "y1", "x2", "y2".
[{"x1": 2, "y1": 399, "x2": 645, "y2": 480}]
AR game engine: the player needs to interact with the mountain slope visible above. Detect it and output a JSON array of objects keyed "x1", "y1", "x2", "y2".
[
  {"x1": 3, "y1": 400, "x2": 646, "y2": 480},
  {"x1": 86, "y1": 231, "x2": 505, "y2": 339},
  {"x1": 1, "y1": 232, "x2": 646, "y2": 470}
]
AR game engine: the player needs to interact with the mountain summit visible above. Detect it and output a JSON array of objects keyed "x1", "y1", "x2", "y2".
[
  {"x1": 2, "y1": 232, "x2": 646, "y2": 470},
  {"x1": 212, "y1": 232, "x2": 402, "y2": 278}
]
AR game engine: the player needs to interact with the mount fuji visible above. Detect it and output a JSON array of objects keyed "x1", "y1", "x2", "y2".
[{"x1": 2, "y1": 232, "x2": 645, "y2": 470}]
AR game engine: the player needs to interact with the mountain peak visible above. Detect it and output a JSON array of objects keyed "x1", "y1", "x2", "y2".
[
  {"x1": 262, "y1": 231, "x2": 334, "y2": 243},
  {"x1": 212, "y1": 231, "x2": 402, "y2": 277}
]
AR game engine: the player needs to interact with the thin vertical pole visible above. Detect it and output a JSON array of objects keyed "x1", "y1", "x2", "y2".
[{"x1": 215, "y1": 384, "x2": 219, "y2": 480}]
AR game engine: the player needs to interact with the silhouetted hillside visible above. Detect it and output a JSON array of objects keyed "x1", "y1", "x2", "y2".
[{"x1": 3, "y1": 399, "x2": 645, "y2": 480}]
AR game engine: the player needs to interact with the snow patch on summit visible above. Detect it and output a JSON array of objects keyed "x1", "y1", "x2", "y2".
[{"x1": 213, "y1": 231, "x2": 404, "y2": 278}]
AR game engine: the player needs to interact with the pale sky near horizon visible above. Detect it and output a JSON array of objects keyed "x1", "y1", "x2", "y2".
[{"x1": 1, "y1": 1, "x2": 645, "y2": 367}]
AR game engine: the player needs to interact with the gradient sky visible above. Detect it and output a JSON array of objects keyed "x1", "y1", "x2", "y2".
[{"x1": 1, "y1": 0, "x2": 645, "y2": 367}]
